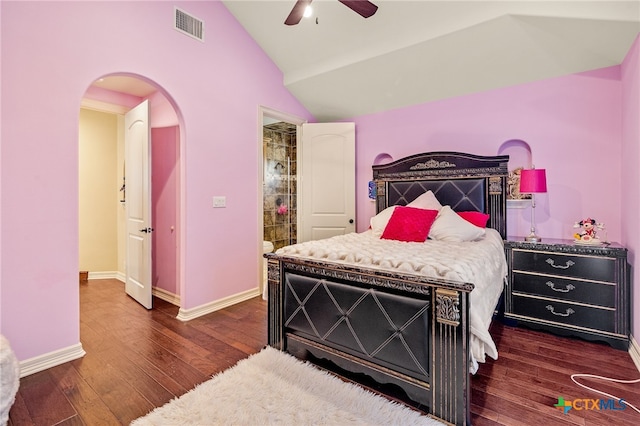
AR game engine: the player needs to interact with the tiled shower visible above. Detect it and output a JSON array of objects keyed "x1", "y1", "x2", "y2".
[{"x1": 263, "y1": 122, "x2": 297, "y2": 251}]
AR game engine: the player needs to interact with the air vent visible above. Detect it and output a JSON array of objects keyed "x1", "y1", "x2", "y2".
[{"x1": 174, "y1": 7, "x2": 204, "y2": 42}]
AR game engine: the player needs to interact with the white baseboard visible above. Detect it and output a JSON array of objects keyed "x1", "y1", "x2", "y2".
[
  {"x1": 87, "y1": 272, "x2": 180, "y2": 306},
  {"x1": 19, "y1": 343, "x2": 86, "y2": 378},
  {"x1": 630, "y1": 335, "x2": 640, "y2": 373},
  {"x1": 87, "y1": 271, "x2": 124, "y2": 281},
  {"x1": 153, "y1": 287, "x2": 181, "y2": 306},
  {"x1": 177, "y1": 287, "x2": 261, "y2": 321}
]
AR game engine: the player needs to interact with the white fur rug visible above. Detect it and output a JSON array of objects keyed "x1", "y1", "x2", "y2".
[
  {"x1": 0, "y1": 335, "x2": 20, "y2": 426},
  {"x1": 132, "y1": 346, "x2": 444, "y2": 425}
]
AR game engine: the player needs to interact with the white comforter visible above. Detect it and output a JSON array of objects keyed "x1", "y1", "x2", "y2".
[{"x1": 276, "y1": 228, "x2": 507, "y2": 373}]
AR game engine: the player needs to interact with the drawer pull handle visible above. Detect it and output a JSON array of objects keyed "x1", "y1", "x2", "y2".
[
  {"x1": 546, "y1": 282, "x2": 576, "y2": 293},
  {"x1": 546, "y1": 305, "x2": 575, "y2": 317},
  {"x1": 545, "y1": 258, "x2": 575, "y2": 269}
]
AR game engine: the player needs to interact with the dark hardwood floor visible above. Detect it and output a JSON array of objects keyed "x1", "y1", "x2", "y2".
[{"x1": 8, "y1": 279, "x2": 640, "y2": 425}]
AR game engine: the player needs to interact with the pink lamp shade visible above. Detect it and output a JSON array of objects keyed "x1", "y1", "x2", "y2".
[{"x1": 519, "y1": 169, "x2": 547, "y2": 194}]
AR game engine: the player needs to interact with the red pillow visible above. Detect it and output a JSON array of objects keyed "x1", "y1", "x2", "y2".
[
  {"x1": 381, "y1": 206, "x2": 438, "y2": 242},
  {"x1": 457, "y1": 211, "x2": 490, "y2": 228}
]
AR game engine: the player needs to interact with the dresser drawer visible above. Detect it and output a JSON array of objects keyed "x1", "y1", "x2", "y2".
[
  {"x1": 512, "y1": 250, "x2": 615, "y2": 282},
  {"x1": 512, "y1": 272, "x2": 616, "y2": 308},
  {"x1": 512, "y1": 295, "x2": 615, "y2": 333}
]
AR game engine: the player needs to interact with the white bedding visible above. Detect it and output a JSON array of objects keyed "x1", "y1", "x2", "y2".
[{"x1": 276, "y1": 228, "x2": 507, "y2": 374}]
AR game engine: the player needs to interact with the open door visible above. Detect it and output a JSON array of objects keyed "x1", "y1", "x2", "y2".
[
  {"x1": 300, "y1": 122, "x2": 356, "y2": 242},
  {"x1": 124, "y1": 100, "x2": 152, "y2": 309}
]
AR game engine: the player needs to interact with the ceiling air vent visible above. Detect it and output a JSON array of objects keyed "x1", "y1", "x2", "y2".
[{"x1": 174, "y1": 7, "x2": 204, "y2": 42}]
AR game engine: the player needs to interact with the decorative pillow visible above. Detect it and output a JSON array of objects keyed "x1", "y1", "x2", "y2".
[
  {"x1": 407, "y1": 190, "x2": 443, "y2": 211},
  {"x1": 457, "y1": 211, "x2": 490, "y2": 228},
  {"x1": 370, "y1": 206, "x2": 397, "y2": 237},
  {"x1": 429, "y1": 206, "x2": 486, "y2": 242},
  {"x1": 381, "y1": 206, "x2": 438, "y2": 242}
]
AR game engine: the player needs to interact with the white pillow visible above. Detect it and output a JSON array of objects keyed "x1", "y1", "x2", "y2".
[
  {"x1": 370, "y1": 191, "x2": 442, "y2": 237},
  {"x1": 370, "y1": 206, "x2": 396, "y2": 237},
  {"x1": 408, "y1": 190, "x2": 443, "y2": 211},
  {"x1": 429, "y1": 206, "x2": 486, "y2": 242}
]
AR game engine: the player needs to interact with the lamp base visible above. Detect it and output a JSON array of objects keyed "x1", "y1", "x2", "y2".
[{"x1": 524, "y1": 233, "x2": 542, "y2": 243}]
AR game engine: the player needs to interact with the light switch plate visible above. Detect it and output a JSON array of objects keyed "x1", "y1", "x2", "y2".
[{"x1": 213, "y1": 196, "x2": 226, "y2": 208}]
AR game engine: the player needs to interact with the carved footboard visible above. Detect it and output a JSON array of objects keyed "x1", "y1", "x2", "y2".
[{"x1": 267, "y1": 254, "x2": 473, "y2": 426}]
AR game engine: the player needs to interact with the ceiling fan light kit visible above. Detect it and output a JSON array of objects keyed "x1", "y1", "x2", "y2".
[{"x1": 285, "y1": 0, "x2": 377, "y2": 26}]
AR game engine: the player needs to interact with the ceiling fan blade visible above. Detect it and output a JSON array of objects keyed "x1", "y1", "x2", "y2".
[
  {"x1": 285, "y1": 0, "x2": 313, "y2": 26},
  {"x1": 338, "y1": 0, "x2": 378, "y2": 18}
]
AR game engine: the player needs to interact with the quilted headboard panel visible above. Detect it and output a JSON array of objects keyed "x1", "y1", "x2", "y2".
[
  {"x1": 372, "y1": 152, "x2": 509, "y2": 239},
  {"x1": 386, "y1": 178, "x2": 486, "y2": 213}
]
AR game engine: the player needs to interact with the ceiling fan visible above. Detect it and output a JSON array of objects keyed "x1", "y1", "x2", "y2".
[{"x1": 285, "y1": 0, "x2": 378, "y2": 26}]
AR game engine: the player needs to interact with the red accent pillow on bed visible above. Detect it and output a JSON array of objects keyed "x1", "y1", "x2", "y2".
[
  {"x1": 457, "y1": 211, "x2": 490, "y2": 228},
  {"x1": 381, "y1": 206, "x2": 439, "y2": 242}
]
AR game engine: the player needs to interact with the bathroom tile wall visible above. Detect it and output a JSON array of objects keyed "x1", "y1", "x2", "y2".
[{"x1": 263, "y1": 123, "x2": 297, "y2": 250}]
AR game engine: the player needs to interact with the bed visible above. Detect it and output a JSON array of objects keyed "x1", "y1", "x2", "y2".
[{"x1": 265, "y1": 151, "x2": 509, "y2": 426}]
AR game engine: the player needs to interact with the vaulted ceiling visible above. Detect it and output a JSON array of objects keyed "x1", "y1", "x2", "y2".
[{"x1": 223, "y1": 1, "x2": 640, "y2": 121}]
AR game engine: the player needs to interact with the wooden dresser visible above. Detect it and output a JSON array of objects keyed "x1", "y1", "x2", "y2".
[{"x1": 503, "y1": 238, "x2": 630, "y2": 350}]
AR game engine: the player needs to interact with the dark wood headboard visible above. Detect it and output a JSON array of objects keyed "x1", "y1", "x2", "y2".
[{"x1": 372, "y1": 151, "x2": 509, "y2": 239}]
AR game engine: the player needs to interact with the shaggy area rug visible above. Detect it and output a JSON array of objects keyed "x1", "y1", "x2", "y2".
[{"x1": 132, "y1": 346, "x2": 444, "y2": 425}]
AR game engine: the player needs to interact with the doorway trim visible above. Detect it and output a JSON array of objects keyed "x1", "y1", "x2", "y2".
[{"x1": 257, "y1": 106, "x2": 306, "y2": 296}]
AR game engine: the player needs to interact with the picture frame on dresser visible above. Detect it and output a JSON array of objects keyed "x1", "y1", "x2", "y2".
[{"x1": 503, "y1": 238, "x2": 631, "y2": 350}]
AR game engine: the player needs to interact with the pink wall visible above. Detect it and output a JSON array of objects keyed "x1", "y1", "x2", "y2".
[
  {"x1": 152, "y1": 126, "x2": 180, "y2": 296},
  {"x1": 621, "y1": 35, "x2": 640, "y2": 340},
  {"x1": 0, "y1": 1, "x2": 312, "y2": 361},
  {"x1": 351, "y1": 67, "x2": 624, "y2": 245},
  {"x1": 148, "y1": 91, "x2": 180, "y2": 129},
  {"x1": 350, "y1": 57, "x2": 637, "y2": 339},
  {"x1": 1, "y1": 1, "x2": 636, "y2": 364}
]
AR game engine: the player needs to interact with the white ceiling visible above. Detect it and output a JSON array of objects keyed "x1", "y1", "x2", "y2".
[
  {"x1": 90, "y1": 1, "x2": 639, "y2": 122},
  {"x1": 222, "y1": 0, "x2": 640, "y2": 121}
]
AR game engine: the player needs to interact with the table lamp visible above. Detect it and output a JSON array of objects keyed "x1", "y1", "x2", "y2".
[{"x1": 519, "y1": 168, "x2": 547, "y2": 242}]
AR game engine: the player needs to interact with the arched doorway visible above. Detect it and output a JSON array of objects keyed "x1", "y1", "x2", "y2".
[{"x1": 79, "y1": 73, "x2": 184, "y2": 310}]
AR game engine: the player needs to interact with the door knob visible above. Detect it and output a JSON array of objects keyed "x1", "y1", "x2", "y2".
[
  {"x1": 140, "y1": 227, "x2": 154, "y2": 233},
  {"x1": 349, "y1": 219, "x2": 354, "y2": 224}
]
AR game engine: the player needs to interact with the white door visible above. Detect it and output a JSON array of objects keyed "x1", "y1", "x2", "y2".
[
  {"x1": 125, "y1": 100, "x2": 152, "y2": 309},
  {"x1": 300, "y1": 122, "x2": 356, "y2": 242}
]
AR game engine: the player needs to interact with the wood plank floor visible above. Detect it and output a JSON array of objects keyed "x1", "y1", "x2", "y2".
[{"x1": 8, "y1": 279, "x2": 640, "y2": 425}]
